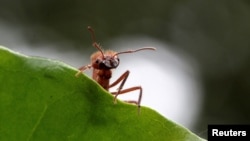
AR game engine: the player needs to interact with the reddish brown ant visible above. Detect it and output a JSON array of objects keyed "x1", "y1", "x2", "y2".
[{"x1": 75, "y1": 26, "x2": 155, "y2": 113}]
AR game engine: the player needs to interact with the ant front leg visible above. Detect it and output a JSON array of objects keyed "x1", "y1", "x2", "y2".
[
  {"x1": 75, "y1": 64, "x2": 92, "y2": 77},
  {"x1": 109, "y1": 70, "x2": 142, "y2": 113}
]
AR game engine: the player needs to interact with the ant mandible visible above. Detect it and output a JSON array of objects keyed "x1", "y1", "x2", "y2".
[{"x1": 75, "y1": 26, "x2": 155, "y2": 114}]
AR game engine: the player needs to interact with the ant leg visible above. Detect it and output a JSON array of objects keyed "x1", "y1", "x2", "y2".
[
  {"x1": 111, "y1": 86, "x2": 142, "y2": 114},
  {"x1": 109, "y1": 70, "x2": 130, "y2": 96},
  {"x1": 75, "y1": 64, "x2": 92, "y2": 77},
  {"x1": 109, "y1": 70, "x2": 142, "y2": 113}
]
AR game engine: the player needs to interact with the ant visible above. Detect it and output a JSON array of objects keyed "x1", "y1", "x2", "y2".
[{"x1": 75, "y1": 26, "x2": 155, "y2": 114}]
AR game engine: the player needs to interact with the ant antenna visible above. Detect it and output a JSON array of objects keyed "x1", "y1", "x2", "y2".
[
  {"x1": 87, "y1": 26, "x2": 104, "y2": 57},
  {"x1": 114, "y1": 47, "x2": 156, "y2": 56}
]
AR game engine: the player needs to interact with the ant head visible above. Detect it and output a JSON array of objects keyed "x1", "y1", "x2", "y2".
[{"x1": 92, "y1": 51, "x2": 120, "y2": 69}]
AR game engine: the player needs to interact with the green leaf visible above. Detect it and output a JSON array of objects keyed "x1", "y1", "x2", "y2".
[{"x1": 0, "y1": 46, "x2": 205, "y2": 141}]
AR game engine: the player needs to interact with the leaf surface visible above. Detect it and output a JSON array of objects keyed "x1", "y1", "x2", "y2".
[{"x1": 0, "y1": 46, "x2": 205, "y2": 141}]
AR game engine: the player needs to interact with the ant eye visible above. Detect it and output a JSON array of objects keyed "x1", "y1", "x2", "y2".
[{"x1": 95, "y1": 59, "x2": 100, "y2": 64}]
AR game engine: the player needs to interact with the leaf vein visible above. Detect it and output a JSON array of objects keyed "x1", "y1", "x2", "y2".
[{"x1": 27, "y1": 104, "x2": 48, "y2": 141}]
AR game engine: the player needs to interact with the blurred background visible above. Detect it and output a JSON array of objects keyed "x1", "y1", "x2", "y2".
[{"x1": 1, "y1": 0, "x2": 250, "y2": 139}]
